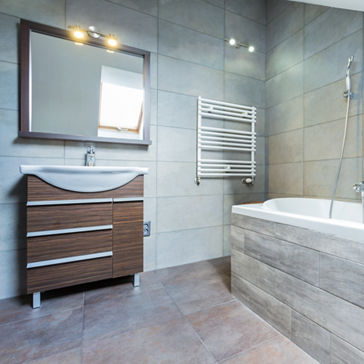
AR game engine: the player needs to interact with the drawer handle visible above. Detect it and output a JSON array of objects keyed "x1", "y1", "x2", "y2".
[
  {"x1": 27, "y1": 224, "x2": 113, "y2": 238},
  {"x1": 27, "y1": 198, "x2": 113, "y2": 206},
  {"x1": 27, "y1": 251, "x2": 113, "y2": 268}
]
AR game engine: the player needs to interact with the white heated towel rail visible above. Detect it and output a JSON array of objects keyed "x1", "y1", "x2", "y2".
[{"x1": 195, "y1": 96, "x2": 256, "y2": 185}]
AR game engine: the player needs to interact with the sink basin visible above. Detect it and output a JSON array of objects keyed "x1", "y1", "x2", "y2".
[{"x1": 20, "y1": 165, "x2": 148, "y2": 192}]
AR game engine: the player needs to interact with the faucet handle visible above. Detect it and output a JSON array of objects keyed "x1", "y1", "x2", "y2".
[{"x1": 353, "y1": 182, "x2": 364, "y2": 192}]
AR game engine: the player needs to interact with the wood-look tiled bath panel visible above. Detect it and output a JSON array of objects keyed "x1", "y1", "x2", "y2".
[{"x1": 231, "y1": 212, "x2": 364, "y2": 362}]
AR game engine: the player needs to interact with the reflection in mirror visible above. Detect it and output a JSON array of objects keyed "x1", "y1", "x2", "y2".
[
  {"x1": 20, "y1": 20, "x2": 151, "y2": 145},
  {"x1": 98, "y1": 66, "x2": 144, "y2": 140}
]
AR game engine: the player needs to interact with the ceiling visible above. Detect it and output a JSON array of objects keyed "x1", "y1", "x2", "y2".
[{"x1": 288, "y1": 0, "x2": 364, "y2": 12}]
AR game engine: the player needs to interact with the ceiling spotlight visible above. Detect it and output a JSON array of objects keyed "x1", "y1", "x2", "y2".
[
  {"x1": 228, "y1": 38, "x2": 237, "y2": 47},
  {"x1": 106, "y1": 34, "x2": 118, "y2": 48},
  {"x1": 69, "y1": 25, "x2": 86, "y2": 40},
  {"x1": 248, "y1": 45, "x2": 255, "y2": 53}
]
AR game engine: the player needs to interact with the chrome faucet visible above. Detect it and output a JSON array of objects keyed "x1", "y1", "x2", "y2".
[
  {"x1": 86, "y1": 146, "x2": 96, "y2": 166},
  {"x1": 353, "y1": 181, "x2": 364, "y2": 223}
]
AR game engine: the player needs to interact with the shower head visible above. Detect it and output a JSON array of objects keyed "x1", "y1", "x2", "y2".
[
  {"x1": 347, "y1": 56, "x2": 354, "y2": 71},
  {"x1": 345, "y1": 56, "x2": 354, "y2": 95}
]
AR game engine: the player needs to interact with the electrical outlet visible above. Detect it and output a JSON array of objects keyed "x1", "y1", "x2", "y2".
[{"x1": 143, "y1": 221, "x2": 151, "y2": 237}]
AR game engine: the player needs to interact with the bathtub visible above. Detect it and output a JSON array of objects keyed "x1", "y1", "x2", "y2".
[
  {"x1": 231, "y1": 197, "x2": 364, "y2": 361},
  {"x1": 232, "y1": 197, "x2": 364, "y2": 243}
]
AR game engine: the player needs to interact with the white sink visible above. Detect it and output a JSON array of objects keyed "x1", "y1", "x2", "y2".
[{"x1": 20, "y1": 165, "x2": 148, "y2": 192}]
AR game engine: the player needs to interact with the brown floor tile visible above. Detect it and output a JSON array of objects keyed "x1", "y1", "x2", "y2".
[
  {"x1": 0, "y1": 288, "x2": 84, "y2": 326},
  {"x1": 0, "y1": 308, "x2": 83, "y2": 364},
  {"x1": 83, "y1": 318, "x2": 217, "y2": 364},
  {"x1": 25, "y1": 347, "x2": 82, "y2": 364},
  {"x1": 187, "y1": 300, "x2": 279, "y2": 362},
  {"x1": 220, "y1": 335, "x2": 318, "y2": 364},
  {"x1": 83, "y1": 286, "x2": 183, "y2": 340},
  {"x1": 144, "y1": 257, "x2": 231, "y2": 287},
  {"x1": 165, "y1": 274, "x2": 233, "y2": 315}
]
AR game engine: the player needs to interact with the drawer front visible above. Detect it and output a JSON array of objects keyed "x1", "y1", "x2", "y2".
[
  {"x1": 27, "y1": 203, "x2": 112, "y2": 233},
  {"x1": 113, "y1": 221, "x2": 143, "y2": 278},
  {"x1": 113, "y1": 202, "x2": 143, "y2": 224},
  {"x1": 28, "y1": 230, "x2": 112, "y2": 263},
  {"x1": 27, "y1": 175, "x2": 143, "y2": 201},
  {"x1": 27, "y1": 257, "x2": 112, "y2": 293}
]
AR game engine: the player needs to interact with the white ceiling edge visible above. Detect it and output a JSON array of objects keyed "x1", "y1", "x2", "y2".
[{"x1": 288, "y1": 0, "x2": 364, "y2": 12}]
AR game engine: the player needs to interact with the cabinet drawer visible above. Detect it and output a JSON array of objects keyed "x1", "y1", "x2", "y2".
[
  {"x1": 28, "y1": 230, "x2": 112, "y2": 263},
  {"x1": 113, "y1": 221, "x2": 143, "y2": 278},
  {"x1": 27, "y1": 203, "x2": 112, "y2": 233},
  {"x1": 27, "y1": 257, "x2": 112, "y2": 293},
  {"x1": 113, "y1": 202, "x2": 143, "y2": 223}
]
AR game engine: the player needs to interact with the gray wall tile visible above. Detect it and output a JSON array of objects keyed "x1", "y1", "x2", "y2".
[
  {"x1": 303, "y1": 73, "x2": 363, "y2": 127},
  {"x1": 0, "y1": 14, "x2": 19, "y2": 64},
  {"x1": 230, "y1": 225, "x2": 244, "y2": 252},
  {"x1": 232, "y1": 213, "x2": 364, "y2": 266},
  {"x1": 0, "y1": 62, "x2": 18, "y2": 110},
  {"x1": 269, "y1": 162, "x2": 303, "y2": 195},
  {"x1": 225, "y1": 45, "x2": 265, "y2": 80},
  {"x1": 232, "y1": 250, "x2": 364, "y2": 352},
  {"x1": 266, "y1": 31, "x2": 303, "y2": 80},
  {"x1": 157, "y1": 91, "x2": 197, "y2": 130},
  {"x1": 304, "y1": 8, "x2": 363, "y2": 60},
  {"x1": 0, "y1": 203, "x2": 26, "y2": 252},
  {"x1": 267, "y1": 3, "x2": 303, "y2": 51},
  {"x1": 232, "y1": 273, "x2": 292, "y2": 337},
  {"x1": 303, "y1": 30, "x2": 363, "y2": 93},
  {"x1": 243, "y1": 230, "x2": 319, "y2": 285},
  {"x1": 158, "y1": 0, "x2": 224, "y2": 39},
  {"x1": 291, "y1": 311, "x2": 331, "y2": 364},
  {"x1": 267, "y1": 96, "x2": 303, "y2": 135},
  {"x1": 224, "y1": 72, "x2": 265, "y2": 108},
  {"x1": 0, "y1": 0, "x2": 65, "y2": 27},
  {"x1": 303, "y1": 158, "x2": 361, "y2": 200},
  {"x1": 266, "y1": 63, "x2": 303, "y2": 107},
  {"x1": 320, "y1": 253, "x2": 364, "y2": 308},
  {"x1": 159, "y1": 20, "x2": 224, "y2": 70},
  {"x1": 304, "y1": 4, "x2": 327, "y2": 25},
  {"x1": 157, "y1": 126, "x2": 195, "y2": 162},
  {"x1": 158, "y1": 55, "x2": 224, "y2": 99},
  {"x1": 107, "y1": 0, "x2": 158, "y2": 16},
  {"x1": 156, "y1": 226, "x2": 223, "y2": 268},
  {"x1": 157, "y1": 195, "x2": 223, "y2": 232},
  {"x1": 331, "y1": 335, "x2": 364, "y2": 364},
  {"x1": 157, "y1": 162, "x2": 223, "y2": 197},
  {"x1": 269, "y1": 129, "x2": 303, "y2": 164},
  {"x1": 304, "y1": 116, "x2": 362, "y2": 161},
  {"x1": 225, "y1": 0, "x2": 265, "y2": 24}
]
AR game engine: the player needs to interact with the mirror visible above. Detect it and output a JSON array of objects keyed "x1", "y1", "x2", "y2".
[{"x1": 19, "y1": 20, "x2": 151, "y2": 145}]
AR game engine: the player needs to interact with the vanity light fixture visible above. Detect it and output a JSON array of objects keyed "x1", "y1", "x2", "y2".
[
  {"x1": 225, "y1": 37, "x2": 255, "y2": 53},
  {"x1": 68, "y1": 25, "x2": 119, "y2": 49}
]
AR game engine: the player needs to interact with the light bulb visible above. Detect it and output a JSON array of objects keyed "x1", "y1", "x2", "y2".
[
  {"x1": 106, "y1": 34, "x2": 118, "y2": 48},
  {"x1": 248, "y1": 45, "x2": 255, "y2": 53},
  {"x1": 228, "y1": 38, "x2": 236, "y2": 47},
  {"x1": 70, "y1": 26, "x2": 86, "y2": 40}
]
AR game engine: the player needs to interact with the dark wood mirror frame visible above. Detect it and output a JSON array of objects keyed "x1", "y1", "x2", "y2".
[{"x1": 19, "y1": 19, "x2": 152, "y2": 146}]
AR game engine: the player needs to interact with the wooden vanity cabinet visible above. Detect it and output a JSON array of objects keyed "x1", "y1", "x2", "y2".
[{"x1": 25, "y1": 176, "x2": 144, "y2": 307}]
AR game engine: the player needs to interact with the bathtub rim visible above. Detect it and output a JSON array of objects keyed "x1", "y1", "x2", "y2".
[{"x1": 232, "y1": 198, "x2": 364, "y2": 243}]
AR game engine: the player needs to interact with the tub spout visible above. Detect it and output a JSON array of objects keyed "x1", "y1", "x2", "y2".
[{"x1": 353, "y1": 182, "x2": 364, "y2": 223}]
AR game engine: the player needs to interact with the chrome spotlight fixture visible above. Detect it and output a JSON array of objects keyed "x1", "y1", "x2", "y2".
[
  {"x1": 225, "y1": 37, "x2": 255, "y2": 53},
  {"x1": 68, "y1": 25, "x2": 119, "y2": 49}
]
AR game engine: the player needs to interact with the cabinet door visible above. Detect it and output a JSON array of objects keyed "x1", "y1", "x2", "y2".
[{"x1": 112, "y1": 202, "x2": 143, "y2": 277}]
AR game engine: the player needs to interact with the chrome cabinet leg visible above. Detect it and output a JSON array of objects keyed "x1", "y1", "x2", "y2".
[
  {"x1": 33, "y1": 292, "x2": 41, "y2": 309},
  {"x1": 133, "y1": 273, "x2": 140, "y2": 287}
]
